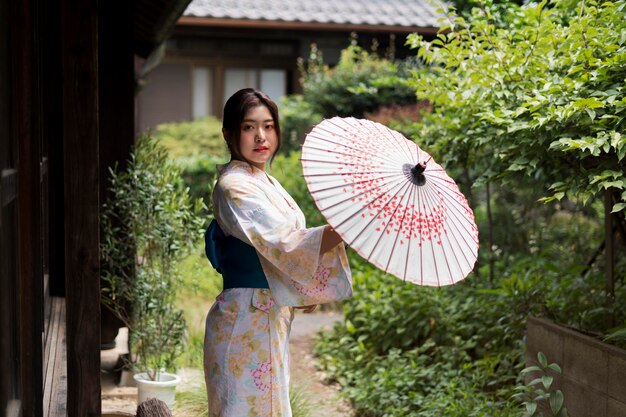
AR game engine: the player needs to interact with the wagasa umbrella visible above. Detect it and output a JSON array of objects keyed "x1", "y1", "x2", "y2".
[{"x1": 301, "y1": 117, "x2": 478, "y2": 286}]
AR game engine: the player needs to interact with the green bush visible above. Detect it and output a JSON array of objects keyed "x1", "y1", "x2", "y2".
[
  {"x1": 299, "y1": 43, "x2": 417, "y2": 118},
  {"x1": 149, "y1": 116, "x2": 228, "y2": 217},
  {"x1": 280, "y1": 42, "x2": 420, "y2": 146},
  {"x1": 152, "y1": 116, "x2": 227, "y2": 159},
  {"x1": 407, "y1": 0, "x2": 626, "y2": 210},
  {"x1": 101, "y1": 134, "x2": 206, "y2": 380},
  {"x1": 176, "y1": 155, "x2": 224, "y2": 217},
  {"x1": 278, "y1": 95, "x2": 323, "y2": 154},
  {"x1": 315, "y1": 256, "x2": 526, "y2": 416}
]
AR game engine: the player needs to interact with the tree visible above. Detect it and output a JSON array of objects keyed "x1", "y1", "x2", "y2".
[{"x1": 406, "y1": 0, "x2": 626, "y2": 295}]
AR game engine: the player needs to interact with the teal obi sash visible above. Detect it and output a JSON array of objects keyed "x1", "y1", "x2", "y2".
[{"x1": 205, "y1": 219, "x2": 270, "y2": 289}]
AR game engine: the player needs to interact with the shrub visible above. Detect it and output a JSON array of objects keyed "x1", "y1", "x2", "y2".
[
  {"x1": 152, "y1": 116, "x2": 227, "y2": 159},
  {"x1": 101, "y1": 134, "x2": 205, "y2": 380}
]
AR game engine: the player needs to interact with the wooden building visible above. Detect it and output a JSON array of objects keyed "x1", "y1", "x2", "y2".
[
  {"x1": 0, "y1": 0, "x2": 192, "y2": 416},
  {"x1": 136, "y1": 0, "x2": 442, "y2": 132}
]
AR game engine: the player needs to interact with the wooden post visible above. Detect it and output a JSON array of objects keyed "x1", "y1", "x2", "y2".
[
  {"x1": 98, "y1": 0, "x2": 136, "y2": 350},
  {"x1": 604, "y1": 189, "x2": 615, "y2": 303},
  {"x1": 61, "y1": 0, "x2": 101, "y2": 415},
  {"x1": 12, "y1": 0, "x2": 47, "y2": 414}
]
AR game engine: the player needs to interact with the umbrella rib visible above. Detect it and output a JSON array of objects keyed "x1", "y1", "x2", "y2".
[
  {"x1": 403, "y1": 180, "x2": 419, "y2": 282},
  {"x1": 305, "y1": 129, "x2": 404, "y2": 166},
  {"x1": 301, "y1": 169, "x2": 405, "y2": 179},
  {"x1": 301, "y1": 157, "x2": 365, "y2": 167},
  {"x1": 420, "y1": 181, "x2": 477, "y2": 269},
  {"x1": 417, "y1": 185, "x2": 442, "y2": 287},
  {"x1": 420, "y1": 185, "x2": 457, "y2": 285},
  {"x1": 424, "y1": 173, "x2": 463, "y2": 188},
  {"x1": 306, "y1": 173, "x2": 407, "y2": 196},
  {"x1": 302, "y1": 140, "x2": 398, "y2": 164},
  {"x1": 416, "y1": 183, "x2": 425, "y2": 285},
  {"x1": 314, "y1": 117, "x2": 420, "y2": 166},
  {"x1": 359, "y1": 179, "x2": 413, "y2": 267},
  {"x1": 324, "y1": 172, "x2": 410, "y2": 232},
  {"x1": 422, "y1": 179, "x2": 479, "y2": 245},
  {"x1": 382, "y1": 180, "x2": 415, "y2": 275},
  {"x1": 424, "y1": 181, "x2": 477, "y2": 253},
  {"x1": 369, "y1": 121, "x2": 416, "y2": 164}
]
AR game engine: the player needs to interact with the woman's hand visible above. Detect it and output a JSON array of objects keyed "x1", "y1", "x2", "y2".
[{"x1": 295, "y1": 305, "x2": 317, "y2": 313}]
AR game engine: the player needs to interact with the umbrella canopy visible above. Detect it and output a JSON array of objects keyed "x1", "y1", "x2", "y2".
[{"x1": 301, "y1": 117, "x2": 479, "y2": 286}]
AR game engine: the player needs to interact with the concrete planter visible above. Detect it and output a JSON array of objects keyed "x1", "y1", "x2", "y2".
[{"x1": 526, "y1": 316, "x2": 626, "y2": 417}]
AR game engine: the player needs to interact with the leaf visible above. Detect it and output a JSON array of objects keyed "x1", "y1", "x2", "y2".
[
  {"x1": 538, "y1": 352, "x2": 548, "y2": 368},
  {"x1": 573, "y1": 97, "x2": 605, "y2": 110},
  {"x1": 550, "y1": 390, "x2": 564, "y2": 414},
  {"x1": 521, "y1": 365, "x2": 543, "y2": 375},
  {"x1": 611, "y1": 202, "x2": 626, "y2": 213},
  {"x1": 542, "y1": 375, "x2": 554, "y2": 389},
  {"x1": 547, "y1": 363, "x2": 562, "y2": 373},
  {"x1": 526, "y1": 402, "x2": 538, "y2": 415}
]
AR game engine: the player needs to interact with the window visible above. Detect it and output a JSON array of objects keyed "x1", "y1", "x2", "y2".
[
  {"x1": 192, "y1": 66, "x2": 213, "y2": 119},
  {"x1": 223, "y1": 68, "x2": 286, "y2": 107}
]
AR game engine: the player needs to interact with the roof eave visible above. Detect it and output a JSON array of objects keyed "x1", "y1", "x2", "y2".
[{"x1": 177, "y1": 16, "x2": 439, "y2": 35}]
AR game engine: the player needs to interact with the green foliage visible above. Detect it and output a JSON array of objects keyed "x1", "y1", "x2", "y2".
[
  {"x1": 176, "y1": 155, "x2": 224, "y2": 217},
  {"x1": 602, "y1": 322, "x2": 626, "y2": 349},
  {"x1": 101, "y1": 134, "x2": 206, "y2": 380},
  {"x1": 280, "y1": 42, "x2": 420, "y2": 145},
  {"x1": 406, "y1": 0, "x2": 626, "y2": 211},
  {"x1": 300, "y1": 43, "x2": 417, "y2": 119},
  {"x1": 175, "y1": 383, "x2": 209, "y2": 417},
  {"x1": 175, "y1": 243, "x2": 223, "y2": 369},
  {"x1": 299, "y1": 1, "x2": 626, "y2": 414},
  {"x1": 315, "y1": 256, "x2": 526, "y2": 416},
  {"x1": 278, "y1": 95, "x2": 323, "y2": 153},
  {"x1": 152, "y1": 116, "x2": 228, "y2": 159},
  {"x1": 513, "y1": 352, "x2": 569, "y2": 417},
  {"x1": 269, "y1": 151, "x2": 325, "y2": 227},
  {"x1": 150, "y1": 116, "x2": 227, "y2": 214}
]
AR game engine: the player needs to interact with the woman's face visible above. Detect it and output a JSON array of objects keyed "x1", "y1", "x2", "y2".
[{"x1": 239, "y1": 105, "x2": 278, "y2": 170}]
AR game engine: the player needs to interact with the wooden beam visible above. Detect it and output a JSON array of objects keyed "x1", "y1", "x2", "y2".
[
  {"x1": 61, "y1": 0, "x2": 101, "y2": 415},
  {"x1": 12, "y1": 0, "x2": 45, "y2": 415}
]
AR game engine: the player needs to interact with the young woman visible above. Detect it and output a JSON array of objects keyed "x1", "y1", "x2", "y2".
[{"x1": 204, "y1": 88, "x2": 353, "y2": 416}]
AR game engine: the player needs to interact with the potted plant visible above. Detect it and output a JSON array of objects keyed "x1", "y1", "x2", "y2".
[{"x1": 101, "y1": 134, "x2": 204, "y2": 409}]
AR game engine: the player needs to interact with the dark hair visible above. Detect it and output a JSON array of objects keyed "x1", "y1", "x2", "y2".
[{"x1": 222, "y1": 88, "x2": 282, "y2": 165}]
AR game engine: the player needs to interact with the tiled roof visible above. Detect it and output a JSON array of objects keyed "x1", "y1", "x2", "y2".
[{"x1": 183, "y1": 0, "x2": 443, "y2": 29}]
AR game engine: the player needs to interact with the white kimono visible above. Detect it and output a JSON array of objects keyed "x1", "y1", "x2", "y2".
[{"x1": 204, "y1": 160, "x2": 352, "y2": 417}]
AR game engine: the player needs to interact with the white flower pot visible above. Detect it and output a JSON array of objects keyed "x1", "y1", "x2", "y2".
[{"x1": 133, "y1": 371, "x2": 181, "y2": 409}]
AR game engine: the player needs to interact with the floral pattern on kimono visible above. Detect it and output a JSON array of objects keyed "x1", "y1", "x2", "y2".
[{"x1": 204, "y1": 160, "x2": 353, "y2": 417}]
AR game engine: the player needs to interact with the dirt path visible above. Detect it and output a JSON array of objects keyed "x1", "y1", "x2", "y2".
[{"x1": 289, "y1": 310, "x2": 353, "y2": 417}]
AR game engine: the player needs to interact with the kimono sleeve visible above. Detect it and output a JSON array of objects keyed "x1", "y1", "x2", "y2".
[{"x1": 214, "y1": 173, "x2": 326, "y2": 283}]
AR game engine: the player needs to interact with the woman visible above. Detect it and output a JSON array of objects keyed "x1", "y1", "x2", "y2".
[{"x1": 204, "y1": 88, "x2": 352, "y2": 417}]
